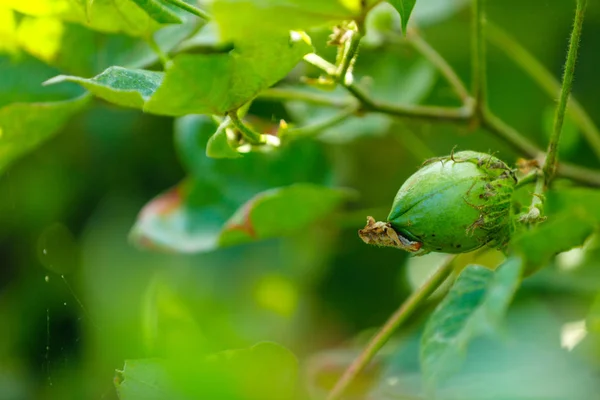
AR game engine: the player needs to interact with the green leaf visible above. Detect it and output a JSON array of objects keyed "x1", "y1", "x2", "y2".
[
  {"x1": 205, "y1": 120, "x2": 241, "y2": 159},
  {"x1": 115, "y1": 359, "x2": 172, "y2": 400},
  {"x1": 0, "y1": 95, "x2": 89, "y2": 172},
  {"x1": 173, "y1": 115, "x2": 328, "y2": 184},
  {"x1": 128, "y1": 0, "x2": 183, "y2": 24},
  {"x1": 374, "y1": 298, "x2": 600, "y2": 400},
  {"x1": 49, "y1": 33, "x2": 312, "y2": 115},
  {"x1": 115, "y1": 342, "x2": 299, "y2": 400},
  {"x1": 212, "y1": 0, "x2": 360, "y2": 41},
  {"x1": 192, "y1": 342, "x2": 299, "y2": 400},
  {"x1": 218, "y1": 184, "x2": 353, "y2": 248},
  {"x1": 389, "y1": 0, "x2": 417, "y2": 34},
  {"x1": 545, "y1": 187, "x2": 600, "y2": 221},
  {"x1": 46, "y1": 67, "x2": 164, "y2": 109},
  {"x1": 131, "y1": 114, "x2": 335, "y2": 253},
  {"x1": 145, "y1": 32, "x2": 312, "y2": 115},
  {"x1": 130, "y1": 181, "x2": 352, "y2": 252},
  {"x1": 0, "y1": 54, "x2": 89, "y2": 172},
  {"x1": 420, "y1": 258, "x2": 523, "y2": 390},
  {"x1": 511, "y1": 188, "x2": 600, "y2": 274},
  {"x1": 512, "y1": 211, "x2": 594, "y2": 274}
]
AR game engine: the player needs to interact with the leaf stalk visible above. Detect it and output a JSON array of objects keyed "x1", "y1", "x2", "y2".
[{"x1": 326, "y1": 256, "x2": 456, "y2": 400}]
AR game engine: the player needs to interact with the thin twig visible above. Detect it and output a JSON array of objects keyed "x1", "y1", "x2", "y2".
[
  {"x1": 369, "y1": 100, "x2": 472, "y2": 122},
  {"x1": 471, "y1": 0, "x2": 487, "y2": 117},
  {"x1": 407, "y1": 31, "x2": 471, "y2": 104},
  {"x1": 145, "y1": 35, "x2": 170, "y2": 66},
  {"x1": 557, "y1": 162, "x2": 600, "y2": 187},
  {"x1": 543, "y1": 0, "x2": 587, "y2": 186},
  {"x1": 487, "y1": 22, "x2": 600, "y2": 161},
  {"x1": 283, "y1": 106, "x2": 359, "y2": 139},
  {"x1": 326, "y1": 256, "x2": 456, "y2": 400},
  {"x1": 481, "y1": 110, "x2": 540, "y2": 158},
  {"x1": 258, "y1": 88, "x2": 355, "y2": 108},
  {"x1": 304, "y1": 53, "x2": 471, "y2": 123}
]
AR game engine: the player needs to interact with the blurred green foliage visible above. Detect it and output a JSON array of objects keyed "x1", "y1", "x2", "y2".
[{"x1": 1, "y1": 0, "x2": 600, "y2": 399}]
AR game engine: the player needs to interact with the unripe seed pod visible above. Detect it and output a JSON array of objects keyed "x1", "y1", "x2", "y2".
[{"x1": 359, "y1": 151, "x2": 516, "y2": 254}]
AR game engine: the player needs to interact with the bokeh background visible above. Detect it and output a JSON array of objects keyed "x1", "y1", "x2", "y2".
[{"x1": 2, "y1": 0, "x2": 600, "y2": 399}]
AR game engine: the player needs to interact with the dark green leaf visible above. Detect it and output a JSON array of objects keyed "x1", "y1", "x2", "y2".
[
  {"x1": 420, "y1": 258, "x2": 523, "y2": 390},
  {"x1": 389, "y1": 0, "x2": 417, "y2": 34},
  {"x1": 49, "y1": 33, "x2": 312, "y2": 115},
  {"x1": 46, "y1": 67, "x2": 164, "y2": 109},
  {"x1": 0, "y1": 94, "x2": 89, "y2": 172},
  {"x1": 0, "y1": 54, "x2": 89, "y2": 173},
  {"x1": 205, "y1": 121, "x2": 241, "y2": 159}
]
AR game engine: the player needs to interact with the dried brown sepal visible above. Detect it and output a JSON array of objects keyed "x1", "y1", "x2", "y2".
[
  {"x1": 358, "y1": 216, "x2": 422, "y2": 252},
  {"x1": 516, "y1": 158, "x2": 540, "y2": 175}
]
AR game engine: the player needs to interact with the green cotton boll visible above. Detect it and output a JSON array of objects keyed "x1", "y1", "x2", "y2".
[
  {"x1": 359, "y1": 151, "x2": 516, "y2": 254},
  {"x1": 389, "y1": 151, "x2": 516, "y2": 254}
]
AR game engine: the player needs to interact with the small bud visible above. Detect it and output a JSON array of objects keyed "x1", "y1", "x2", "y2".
[{"x1": 359, "y1": 151, "x2": 516, "y2": 254}]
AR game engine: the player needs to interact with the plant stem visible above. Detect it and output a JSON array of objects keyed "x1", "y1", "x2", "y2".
[
  {"x1": 304, "y1": 53, "x2": 471, "y2": 123},
  {"x1": 145, "y1": 35, "x2": 170, "y2": 66},
  {"x1": 518, "y1": 170, "x2": 546, "y2": 223},
  {"x1": 543, "y1": 0, "x2": 587, "y2": 186},
  {"x1": 486, "y1": 22, "x2": 600, "y2": 161},
  {"x1": 258, "y1": 88, "x2": 355, "y2": 108},
  {"x1": 301, "y1": 48, "x2": 600, "y2": 188},
  {"x1": 407, "y1": 32, "x2": 471, "y2": 104},
  {"x1": 481, "y1": 110, "x2": 540, "y2": 158},
  {"x1": 337, "y1": 29, "x2": 362, "y2": 85},
  {"x1": 304, "y1": 53, "x2": 337, "y2": 75},
  {"x1": 558, "y1": 162, "x2": 600, "y2": 187},
  {"x1": 367, "y1": 100, "x2": 472, "y2": 122},
  {"x1": 228, "y1": 111, "x2": 264, "y2": 144},
  {"x1": 283, "y1": 106, "x2": 358, "y2": 139},
  {"x1": 163, "y1": 0, "x2": 211, "y2": 20},
  {"x1": 326, "y1": 256, "x2": 455, "y2": 400},
  {"x1": 471, "y1": 0, "x2": 487, "y2": 117}
]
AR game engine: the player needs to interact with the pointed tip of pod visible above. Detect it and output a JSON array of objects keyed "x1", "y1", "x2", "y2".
[{"x1": 358, "y1": 216, "x2": 422, "y2": 252}]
